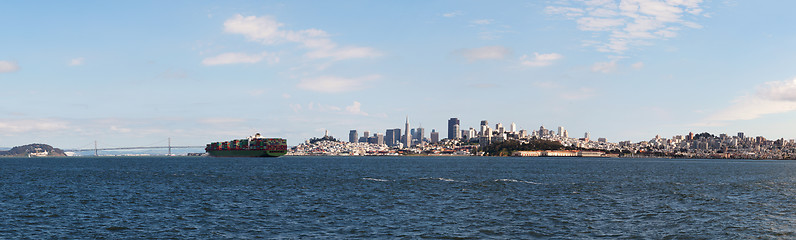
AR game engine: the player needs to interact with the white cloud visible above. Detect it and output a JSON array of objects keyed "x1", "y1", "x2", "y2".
[
  {"x1": 69, "y1": 57, "x2": 85, "y2": 66},
  {"x1": 454, "y1": 46, "x2": 512, "y2": 62},
  {"x1": 631, "y1": 61, "x2": 644, "y2": 69},
  {"x1": 289, "y1": 103, "x2": 302, "y2": 112},
  {"x1": 702, "y1": 78, "x2": 796, "y2": 124},
  {"x1": 561, "y1": 87, "x2": 597, "y2": 100},
  {"x1": 297, "y1": 75, "x2": 380, "y2": 93},
  {"x1": 0, "y1": 61, "x2": 20, "y2": 73},
  {"x1": 0, "y1": 119, "x2": 69, "y2": 133},
  {"x1": 520, "y1": 52, "x2": 563, "y2": 67},
  {"x1": 202, "y1": 52, "x2": 277, "y2": 66},
  {"x1": 443, "y1": 11, "x2": 462, "y2": 17},
  {"x1": 471, "y1": 19, "x2": 494, "y2": 25},
  {"x1": 547, "y1": 0, "x2": 707, "y2": 53},
  {"x1": 345, "y1": 101, "x2": 368, "y2": 116},
  {"x1": 199, "y1": 118, "x2": 246, "y2": 124},
  {"x1": 305, "y1": 46, "x2": 381, "y2": 60},
  {"x1": 222, "y1": 14, "x2": 380, "y2": 61},
  {"x1": 110, "y1": 125, "x2": 132, "y2": 133},
  {"x1": 591, "y1": 60, "x2": 617, "y2": 73}
]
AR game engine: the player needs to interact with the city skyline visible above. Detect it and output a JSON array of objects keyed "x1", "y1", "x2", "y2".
[{"x1": 2, "y1": 1, "x2": 796, "y2": 148}]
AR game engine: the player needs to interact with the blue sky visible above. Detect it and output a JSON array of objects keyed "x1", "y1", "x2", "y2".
[{"x1": 2, "y1": 0, "x2": 796, "y2": 148}]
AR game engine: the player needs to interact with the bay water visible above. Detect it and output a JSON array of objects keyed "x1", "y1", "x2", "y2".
[{"x1": 1, "y1": 156, "x2": 794, "y2": 238}]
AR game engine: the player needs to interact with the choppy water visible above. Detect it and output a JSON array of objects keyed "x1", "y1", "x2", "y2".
[{"x1": 1, "y1": 156, "x2": 794, "y2": 239}]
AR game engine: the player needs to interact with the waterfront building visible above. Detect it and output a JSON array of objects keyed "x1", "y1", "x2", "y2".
[
  {"x1": 448, "y1": 118, "x2": 460, "y2": 140},
  {"x1": 349, "y1": 130, "x2": 358, "y2": 143}
]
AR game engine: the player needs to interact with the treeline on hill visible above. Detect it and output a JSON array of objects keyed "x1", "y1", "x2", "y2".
[
  {"x1": 308, "y1": 135, "x2": 339, "y2": 144},
  {"x1": 481, "y1": 139, "x2": 564, "y2": 156}
]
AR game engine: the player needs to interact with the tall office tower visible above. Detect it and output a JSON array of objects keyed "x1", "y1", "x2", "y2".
[
  {"x1": 415, "y1": 127, "x2": 425, "y2": 142},
  {"x1": 469, "y1": 128, "x2": 476, "y2": 139},
  {"x1": 393, "y1": 128, "x2": 401, "y2": 145},
  {"x1": 481, "y1": 120, "x2": 489, "y2": 127},
  {"x1": 405, "y1": 116, "x2": 411, "y2": 148},
  {"x1": 510, "y1": 122, "x2": 516, "y2": 133},
  {"x1": 349, "y1": 130, "x2": 358, "y2": 143},
  {"x1": 738, "y1": 132, "x2": 744, "y2": 139},
  {"x1": 430, "y1": 130, "x2": 439, "y2": 143},
  {"x1": 385, "y1": 129, "x2": 395, "y2": 146},
  {"x1": 558, "y1": 126, "x2": 564, "y2": 137},
  {"x1": 376, "y1": 133, "x2": 384, "y2": 145},
  {"x1": 563, "y1": 130, "x2": 569, "y2": 138},
  {"x1": 480, "y1": 120, "x2": 488, "y2": 136},
  {"x1": 496, "y1": 123, "x2": 504, "y2": 134},
  {"x1": 519, "y1": 130, "x2": 528, "y2": 138},
  {"x1": 360, "y1": 131, "x2": 370, "y2": 143},
  {"x1": 585, "y1": 132, "x2": 590, "y2": 140},
  {"x1": 448, "y1": 118, "x2": 460, "y2": 140},
  {"x1": 453, "y1": 124, "x2": 461, "y2": 139},
  {"x1": 539, "y1": 125, "x2": 546, "y2": 136},
  {"x1": 410, "y1": 129, "x2": 415, "y2": 139}
]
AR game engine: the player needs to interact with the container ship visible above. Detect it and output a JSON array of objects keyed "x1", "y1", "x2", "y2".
[{"x1": 205, "y1": 133, "x2": 287, "y2": 157}]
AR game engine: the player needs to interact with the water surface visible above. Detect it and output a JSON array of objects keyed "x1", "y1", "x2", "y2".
[{"x1": 1, "y1": 156, "x2": 793, "y2": 238}]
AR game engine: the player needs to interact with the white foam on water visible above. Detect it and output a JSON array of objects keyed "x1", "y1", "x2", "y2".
[
  {"x1": 420, "y1": 177, "x2": 461, "y2": 182},
  {"x1": 362, "y1": 177, "x2": 391, "y2": 182},
  {"x1": 495, "y1": 179, "x2": 542, "y2": 184}
]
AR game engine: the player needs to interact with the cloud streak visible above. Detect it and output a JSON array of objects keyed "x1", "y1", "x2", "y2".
[
  {"x1": 297, "y1": 75, "x2": 380, "y2": 93},
  {"x1": 546, "y1": 0, "x2": 706, "y2": 53},
  {"x1": 223, "y1": 14, "x2": 381, "y2": 61},
  {"x1": 700, "y1": 78, "x2": 796, "y2": 125},
  {"x1": 520, "y1": 52, "x2": 563, "y2": 67},
  {"x1": 0, "y1": 61, "x2": 20, "y2": 73},
  {"x1": 69, "y1": 58, "x2": 85, "y2": 66},
  {"x1": 453, "y1": 46, "x2": 512, "y2": 62},
  {"x1": 202, "y1": 52, "x2": 278, "y2": 66}
]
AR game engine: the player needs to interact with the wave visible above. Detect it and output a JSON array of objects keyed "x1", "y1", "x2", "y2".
[
  {"x1": 362, "y1": 177, "x2": 391, "y2": 182},
  {"x1": 419, "y1": 177, "x2": 461, "y2": 182},
  {"x1": 494, "y1": 179, "x2": 542, "y2": 184}
]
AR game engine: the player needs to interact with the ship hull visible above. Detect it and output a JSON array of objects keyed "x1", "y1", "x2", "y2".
[{"x1": 207, "y1": 149, "x2": 286, "y2": 157}]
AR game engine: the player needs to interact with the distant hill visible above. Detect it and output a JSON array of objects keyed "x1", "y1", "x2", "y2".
[{"x1": 0, "y1": 144, "x2": 67, "y2": 157}]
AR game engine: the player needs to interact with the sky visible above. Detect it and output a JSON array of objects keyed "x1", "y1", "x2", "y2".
[{"x1": 2, "y1": 0, "x2": 796, "y2": 149}]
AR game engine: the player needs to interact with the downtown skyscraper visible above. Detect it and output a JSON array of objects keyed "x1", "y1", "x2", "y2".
[{"x1": 448, "y1": 118, "x2": 460, "y2": 140}]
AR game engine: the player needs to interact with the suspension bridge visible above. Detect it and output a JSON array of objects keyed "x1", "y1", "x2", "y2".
[{"x1": 62, "y1": 138, "x2": 205, "y2": 156}]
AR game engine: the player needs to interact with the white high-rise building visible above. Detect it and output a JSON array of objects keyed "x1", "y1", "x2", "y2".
[
  {"x1": 558, "y1": 126, "x2": 564, "y2": 137},
  {"x1": 510, "y1": 122, "x2": 516, "y2": 133},
  {"x1": 405, "y1": 116, "x2": 411, "y2": 147},
  {"x1": 563, "y1": 130, "x2": 569, "y2": 138},
  {"x1": 496, "y1": 123, "x2": 504, "y2": 134},
  {"x1": 454, "y1": 124, "x2": 461, "y2": 139}
]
